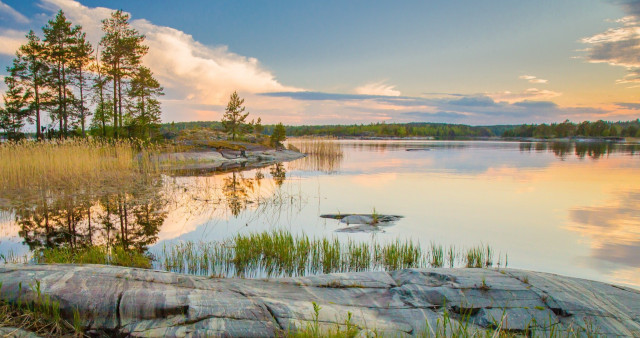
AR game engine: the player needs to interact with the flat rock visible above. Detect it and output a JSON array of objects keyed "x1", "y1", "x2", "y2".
[
  {"x1": 0, "y1": 265, "x2": 639, "y2": 336},
  {"x1": 160, "y1": 149, "x2": 305, "y2": 173},
  {"x1": 320, "y1": 214, "x2": 403, "y2": 226}
]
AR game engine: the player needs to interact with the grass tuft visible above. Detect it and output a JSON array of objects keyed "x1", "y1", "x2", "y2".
[{"x1": 154, "y1": 230, "x2": 504, "y2": 278}]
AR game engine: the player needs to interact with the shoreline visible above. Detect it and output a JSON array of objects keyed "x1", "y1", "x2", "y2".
[
  {"x1": 1, "y1": 264, "x2": 638, "y2": 336},
  {"x1": 159, "y1": 148, "x2": 306, "y2": 174},
  {"x1": 316, "y1": 135, "x2": 639, "y2": 143}
]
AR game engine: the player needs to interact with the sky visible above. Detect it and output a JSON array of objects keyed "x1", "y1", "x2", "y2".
[{"x1": 1, "y1": 0, "x2": 640, "y2": 125}]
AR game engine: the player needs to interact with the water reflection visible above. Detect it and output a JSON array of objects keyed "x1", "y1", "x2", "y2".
[
  {"x1": 2, "y1": 162, "x2": 292, "y2": 257},
  {"x1": 270, "y1": 163, "x2": 286, "y2": 186},
  {"x1": 287, "y1": 138, "x2": 345, "y2": 173},
  {"x1": 517, "y1": 141, "x2": 640, "y2": 160},
  {"x1": 10, "y1": 174, "x2": 166, "y2": 254},
  {"x1": 223, "y1": 171, "x2": 256, "y2": 217},
  {"x1": 2, "y1": 140, "x2": 640, "y2": 289},
  {"x1": 568, "y1": 190, "x2": 640, "y2": 270}
]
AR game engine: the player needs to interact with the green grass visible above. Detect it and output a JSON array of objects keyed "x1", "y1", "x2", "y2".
[
  {"x1": 155, "y1": 230, "x2": 506, "y2": 278},
  {"x1": 0, "y1": 281, "x2": 83, "y2": 336},
  {"x1": 289, "y1": 301, "x2": 601, "y2": 338},
  {"x1": 34, "y1": 245, "x2": 152, "y2": 269}
]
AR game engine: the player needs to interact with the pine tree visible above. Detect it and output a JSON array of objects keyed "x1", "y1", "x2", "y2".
[
  {"x1": 222, "y1": 91, "x2": 249, "y2": 141},
  {"x1": 43, "y1": 10, "x2": 78, "y2": 137},
  {"x1": 70, "y1": 30, "x2": 94, "y2": 137},
  {"x1": 14, "y1": 30, "x2": 50, "y2": 140},
  {"x1": 100, "y1": 10, "x2": 148, "y2": 138},
  {"x1": 90, "y1": 47, "x2": 112, "y2": 137},
  {"x1": 270, "y1": 122, "x2": 286, "y2": 148},
  {"x1": 253, "y1": 117, "x2": 264, "y2": 135},
  {"x1": 126, "y1": 66, "x2": 163, "y2": 139},
  {"x1": 0, "y1": 73, "x2": 29, "y2": 140}
]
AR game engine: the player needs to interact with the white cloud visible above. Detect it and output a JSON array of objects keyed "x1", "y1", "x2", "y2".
[
  {"x1": 37, "y1": 0, "x2": 302, "y2": 122},
  {"x1": 0, "y1": 28, "x2": 25, "y2": 55},
  {"x1": 354, "y1": 81, "x2": 401, "y2": 96},
  {"x1": 581, "y1": 13, "x2": 640, "y2": 83},
  {"x1": 486, "y1": 88, "x2": 561, "y2": 104},
  {"x1": 0, "y1": 1, "x2": 29, "y2": 24},
  {"x1": 519, "y1": 75, "x2": 548, "y2": 84}
]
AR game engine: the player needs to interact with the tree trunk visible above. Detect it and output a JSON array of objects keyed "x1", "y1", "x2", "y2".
[
  {"x1": 87, "y1": 203, "x2": 92, "y2": 245},
  {"x1": 35, "y1": 81, "x2": 41, "y2": 140},
  {"x1": 118, "y1": 75, "x2": 123, "y2": 136},
  {"x1": 113, "y1": 68, "x2": 118, "y2": 138},
  {"x1": 62, "y1": 58, "x2": 67, "y2": 137},
  {"x1": 58, "y1": 61, "x2": 63, "y2": 138},
  {"x1": 80, "y1": 67, "x2": 85, "y2": 137}
]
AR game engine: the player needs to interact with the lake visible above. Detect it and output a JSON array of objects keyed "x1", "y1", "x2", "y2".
[{"x1": 1, "y1": 140, "x2": 639, "y2": 288}]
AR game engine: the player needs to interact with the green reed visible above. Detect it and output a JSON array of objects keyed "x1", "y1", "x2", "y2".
[
  {"x1": 154, "y1": 230, "x2": 506, "y2": 278},
  {"x1": 33, "y1": 245, "x2": 152, "y2": 269}
]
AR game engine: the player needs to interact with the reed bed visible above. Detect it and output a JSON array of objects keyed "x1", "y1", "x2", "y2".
[
  {"x1": 287, "y1": 137, "x2": 344, "y2": 173},
  {"x1": 154, "y1": 230, "x2": 504, "y2": 278},
  {"x1": 0, "y1": 139, "x2": 164, "y2": 194}
]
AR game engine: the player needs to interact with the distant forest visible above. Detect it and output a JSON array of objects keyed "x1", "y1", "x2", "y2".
[{"x1": 160, "y1": 119, "x2": 640, "y2": 140}]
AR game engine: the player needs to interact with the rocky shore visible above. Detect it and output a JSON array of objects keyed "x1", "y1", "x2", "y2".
[
  {"x1": 0, "y1": 264, "x2": 638, "y2": 336},
  {"x1": 160, "y1": 149, "x2": 305, "y2": 173}
]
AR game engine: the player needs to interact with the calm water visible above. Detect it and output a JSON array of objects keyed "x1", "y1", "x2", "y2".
[{"x1": 1, "y1": 140, "x2": 639, "y2": 288}]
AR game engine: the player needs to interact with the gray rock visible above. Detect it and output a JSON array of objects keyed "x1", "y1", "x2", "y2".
[
  {"x1": 0, "y1": 265, "x2": 639, "y2": 336},
  {"x1": 160, "y1": 149, "x2": 305, "y2": 173},
  {"x1": 0, "y1": 327, "x2": 42, "y2": 337},
  {"x1": 320, "y1": 214, "x2": 404, "y2": 226}
]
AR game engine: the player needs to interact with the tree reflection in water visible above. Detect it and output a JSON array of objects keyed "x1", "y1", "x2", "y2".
[
  {"x1": 2, "y1": 161, "x2": 301, "y2": 260},
  {"x1": 222, "y1": 171, "x2": 255, "y2": 217},
  {"x1": 13, "y1": 174, "x2": 167, "y2": 254},
  {"x1": 517, "y1": 141, "x2": 640, "y2": 160}
]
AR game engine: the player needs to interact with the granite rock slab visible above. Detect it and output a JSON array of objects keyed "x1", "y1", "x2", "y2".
[{"x1": 0, "y1": 265, "x2": 638, "y2": 337}]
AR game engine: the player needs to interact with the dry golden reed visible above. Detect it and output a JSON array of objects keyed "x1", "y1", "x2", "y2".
[
  {"x1": 0, "y1": 139, "x2": 162, "y2": 194},
  {"x1": 287, "y1": 137, "x2": 344, "y2": 173}
]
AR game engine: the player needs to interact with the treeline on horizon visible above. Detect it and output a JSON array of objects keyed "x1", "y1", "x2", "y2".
[
  {"x1": 160, "y1": 119, "x2": 640, "y2": 140},
  {"x1": 0, "y1": 9, "x2": 163, "y2": 141}
]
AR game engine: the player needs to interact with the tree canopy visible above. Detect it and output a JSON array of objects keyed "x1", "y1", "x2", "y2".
[
  {"x1": 221, "y1": 91, "x2": 250, "y2": 141},
  {"x1": 1, "y1": 9, "x2": 162, "y2": 141}
]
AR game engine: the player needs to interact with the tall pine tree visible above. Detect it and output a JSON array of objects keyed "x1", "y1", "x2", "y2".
[
  {"x1": 70, "y1": 30, "x2": 94, "y2": 137},
  {"x1": 100, "y1": 10, "x2": 148, "y2": 138},
  {"x1": 126, "y1": 66, "x2": 163, "y2": 139},
  {"x1": 43, "y1": 10, "x2": 78, "y2": 137},
  {"x1": 14, "y1": 30, "x2": 50, "y2": 140}
]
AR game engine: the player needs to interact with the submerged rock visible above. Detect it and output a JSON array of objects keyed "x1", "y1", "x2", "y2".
[
  {"x1": 0, "y1": 265, "x2": 638, "y2": 337},
  {"x1": 320, "y1": 213, "x2": 403, "y2": 225}
]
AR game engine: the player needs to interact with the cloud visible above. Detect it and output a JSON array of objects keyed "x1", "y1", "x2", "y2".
[
  {"x1": 448, "y1": 96, "x2": 497, "y2": 107},
  {"x1": 1, "y1": 0, "x2": 632, "y2": 126},
  {"x1": 486, "y1": 88, "x2": 562, "y2": 104},
  {"x1": 581, "y1": 2, "x2": 640, "y2": 84},
  {"x1": 513, "y1": 100, "x2": 558, "y2": 108},
  {"x1": 36, "y1": 0, "x2": 301, "y2": 122},
  {"x1": 262, "y1": 90, "x2": 617, "y2": 125},
  {"x1": 0, "y1": 28, "x2": 25, "y2": 55},
  {"x1": 261, "y1": 91, "x2": 402, "y2": 101},
  {"x1": 402, "y1": 111, "x2": 468, "y2": 120},
  {"x1": 616, "y1": 102, "x2": 640, "y2": 109},
  {"x1": 0, "y1": 1, "x2": 29, "y2": 24},
  {"x1": 354, "y1": 81, "x2": 401, "y2": 96},
  {"x1": 607, "y1": 0, "x2": 640, "y2": 17},
  {"x1": 568, "y1": 189, "x2": 640, "y2": 269},
  {"x1": 518, "y1": 75, "x2": 548, "y2": 84}
]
